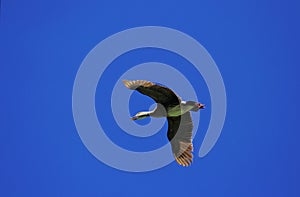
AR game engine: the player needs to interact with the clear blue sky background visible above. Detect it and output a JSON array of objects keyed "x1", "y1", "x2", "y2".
[{"x1": 1, "y1": 0, "x2": 300, "y2": 196}]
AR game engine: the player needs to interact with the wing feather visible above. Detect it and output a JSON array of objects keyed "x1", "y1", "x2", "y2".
[
  {"x1": 167, "y1": 112, "x2": 193, "y2": 166},
  {"x1": 122, "y1": 80, "x2": 180, "y2": 107}
]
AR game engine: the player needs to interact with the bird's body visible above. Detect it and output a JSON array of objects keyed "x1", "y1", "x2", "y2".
[
  {"x1": 167, "y1": 101, "x2": 201, "y2": 117},
  {"x1": 134, "y1": 101, "x2": 200, "y2": 118},
  {"x1": 123, "y1": 80, "x2": 204, "y2": 167}
]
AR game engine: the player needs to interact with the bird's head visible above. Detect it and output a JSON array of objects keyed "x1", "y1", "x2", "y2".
[
  {"x1": 186, "y1": 101, "x2": 205, "y2": 112},
  {"x1": 130, "y1": 111, "x2": 150, "y2": 120}
]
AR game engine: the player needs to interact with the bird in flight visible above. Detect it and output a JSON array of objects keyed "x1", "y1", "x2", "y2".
[{"x1": 123, "y1": 80, "x2": 205, "y2": 167}]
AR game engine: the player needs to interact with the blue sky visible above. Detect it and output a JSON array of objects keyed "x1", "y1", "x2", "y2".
[{"x1": 1, "y1": 0, "x2": 300, "y2": 196}]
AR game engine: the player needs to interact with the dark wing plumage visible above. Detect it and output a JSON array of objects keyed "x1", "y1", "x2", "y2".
[
  {"x1": 122, "y1": 80, "x2": 180, "y2": 107},
  {"x1": 167, "y1": 112, "x2": 193, "y2": 166}
]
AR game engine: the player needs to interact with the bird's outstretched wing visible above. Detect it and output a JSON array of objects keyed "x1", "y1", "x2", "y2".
[
  {"x1": 122, "y1": 80, "x2": 180, "y2": 107},
  {"x1": 167, "y1": 112, "x2": 193, "y2": 166}
]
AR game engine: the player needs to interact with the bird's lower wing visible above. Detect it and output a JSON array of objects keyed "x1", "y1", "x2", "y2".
[
  {"x1": 173, "y1": 141, "x2": 193, "y2": 167},
  {"x1": 167, "y1": 113, "x2": 194, "y2": 167}
]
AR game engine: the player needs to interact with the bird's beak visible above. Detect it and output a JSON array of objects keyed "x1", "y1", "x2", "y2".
[
  {"x1": 130, "y1": 116, "x2": 138, "y2": 120},
  {"x1": 198, "y1": 103, "x2": 205, "y2": 109}
]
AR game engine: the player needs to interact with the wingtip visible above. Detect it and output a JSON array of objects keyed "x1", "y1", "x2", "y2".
[
  {"x1": 122, "y1": 79, "x2": 131, "y2": 89},
  {"x1": 175, "y1": 154, "x2": 193, "y2": 167},
  {"x1": 174, "y1": 143, "x2": 193, "y2": 167},
  {"x1": 122, "y1": 79, "x2": 154, "y2": 90}
]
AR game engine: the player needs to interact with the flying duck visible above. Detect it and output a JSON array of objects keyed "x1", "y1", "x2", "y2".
[{"x1": 122, "y1": 80, "x2": 205, "y2": 167}]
